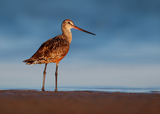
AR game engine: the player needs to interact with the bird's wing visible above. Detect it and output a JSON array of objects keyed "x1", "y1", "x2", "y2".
[{"x1": 23, "y1": 36, "x2": 70, "y2": 64}]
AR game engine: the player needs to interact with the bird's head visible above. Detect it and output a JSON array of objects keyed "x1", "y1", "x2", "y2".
[{"x1": 62, "y1": 19, "x2": 96, "y2": 35}]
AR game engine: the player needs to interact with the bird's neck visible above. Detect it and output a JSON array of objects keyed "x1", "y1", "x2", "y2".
[{"x1": 62, "y1": 28, "x2": 72, "y2": 44}]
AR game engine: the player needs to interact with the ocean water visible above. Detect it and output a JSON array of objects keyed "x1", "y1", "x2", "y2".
[{"x1": 0, "y1": 0, "x2": 160, "y2": 93}]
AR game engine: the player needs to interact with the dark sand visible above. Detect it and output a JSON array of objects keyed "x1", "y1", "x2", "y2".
[{"x1": 0, "y1": 90, "x2": 160, "y2": 114}]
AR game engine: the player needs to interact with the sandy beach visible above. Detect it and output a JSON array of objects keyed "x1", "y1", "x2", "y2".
[{"x1": 0, "y1": 90, "x2": 160, "y2": 114}]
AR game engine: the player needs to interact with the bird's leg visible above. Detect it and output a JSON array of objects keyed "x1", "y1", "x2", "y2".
[
  {"x1": 41, "y1": 63, "x2": 47, "y2": 91},
  {"x1": 54, "y1": 63, "x2": 58, "y2": 92}
]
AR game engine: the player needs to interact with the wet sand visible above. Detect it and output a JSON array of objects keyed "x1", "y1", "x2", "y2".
[{"x1": 0, "y1": 90, "x2": 160, "y2": 114}]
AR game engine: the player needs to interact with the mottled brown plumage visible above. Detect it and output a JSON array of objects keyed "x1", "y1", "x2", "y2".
[
  {"x1": 23, "y1": 19, "x2": 95, "y2": 91},
  {"x1": 23, "y1": 36, "x2": 70, "y2": 65}
]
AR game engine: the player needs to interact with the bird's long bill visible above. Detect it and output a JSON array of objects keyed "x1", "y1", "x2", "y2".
[{"x1": 73, "y1": 26, "x2": 96, "y2": 35}]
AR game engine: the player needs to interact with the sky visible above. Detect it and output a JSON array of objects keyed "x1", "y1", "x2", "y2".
[{"x1": 0, "y1": 0, "x2": 160, "y2": 91}]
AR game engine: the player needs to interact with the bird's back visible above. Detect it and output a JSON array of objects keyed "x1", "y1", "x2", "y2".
[{"x1": 23, "y1": 35, "x2": 70, "y2": 65}]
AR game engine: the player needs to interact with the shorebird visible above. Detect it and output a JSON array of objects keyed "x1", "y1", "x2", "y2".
[{"x1": 23, "y1": 19, "x2": 95, "y2": 91}]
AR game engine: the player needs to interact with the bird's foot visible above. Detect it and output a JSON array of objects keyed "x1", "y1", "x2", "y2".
[
  {"x1": 54, "y1": 89, "x2": 58, "y2": 92},
  {"x1": 41, "y1": 87, "x2": 45, "y2": 91}
]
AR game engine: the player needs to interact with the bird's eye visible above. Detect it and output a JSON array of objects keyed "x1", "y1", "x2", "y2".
[{"x1": 68, "y1": 22, "x2": 70, "y2": 24}]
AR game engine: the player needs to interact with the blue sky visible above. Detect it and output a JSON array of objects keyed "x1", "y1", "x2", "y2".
[{"x1": 0, "y1": 0, "x2": 160, "y2": 91}]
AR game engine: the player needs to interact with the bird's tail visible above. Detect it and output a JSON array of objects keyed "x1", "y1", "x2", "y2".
[{"x1": 23, "y1": 59, "x2": 35, "y2": 65}]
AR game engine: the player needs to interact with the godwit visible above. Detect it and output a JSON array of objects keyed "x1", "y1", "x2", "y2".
[{"x1": 23, "y1": 19, "x2": 95, "y2": 91}]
